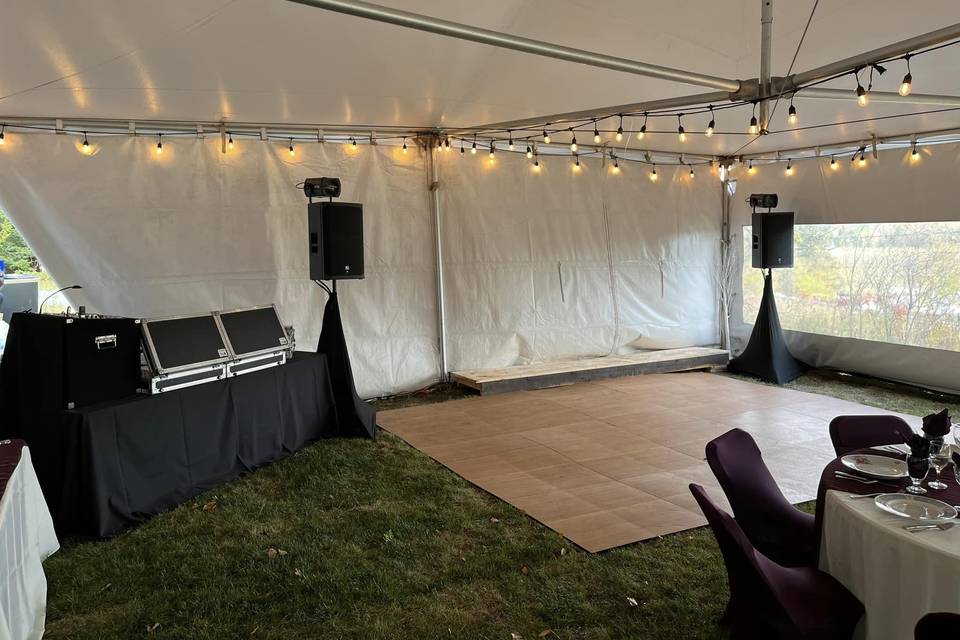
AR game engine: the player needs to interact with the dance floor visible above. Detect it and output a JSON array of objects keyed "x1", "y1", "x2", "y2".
[{"x1": 377, "y1": 372, "x2": 921, "y2": 552}]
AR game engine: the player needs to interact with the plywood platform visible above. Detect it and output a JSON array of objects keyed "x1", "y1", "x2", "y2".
[{"x1": 452, "y1": 347, "x2": 730, "y2": 395}]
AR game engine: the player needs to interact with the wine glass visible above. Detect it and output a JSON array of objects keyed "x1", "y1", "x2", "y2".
[
  {"x1": 953, "y1": 422, "x2": 960, "y2": 447},
  {"x1": 928, "y1": 440, "x2": 950, "y2": 490},
  {"x1": 906, "y1": 455, "x2": 930, "y2": 494}
]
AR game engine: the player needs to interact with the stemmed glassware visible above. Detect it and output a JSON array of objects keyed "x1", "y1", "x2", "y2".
[
  {"x1": 928, "y1": 439, "x2": 950, "y2": 490},
  {"x1": 906, "y1": 453, "x2": 930, "y2": 495}
]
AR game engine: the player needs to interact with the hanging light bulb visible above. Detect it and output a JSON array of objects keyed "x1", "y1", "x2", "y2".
[
  {"x1": 830, "y1": 156, "x2": 838, "y2": 170},
  {"x1": 649, "y1": 164, "x2": 658, "y2": 182},
  {"x1": 543, "y1": 128, "x2": 551, "y2": 144},
  {"x1": 705, "y1": 106, "x2": 715, "y2": 137},
  {"x1": 689, "y1": 165, "x2": 695, "y2": 179},
  {"x1": 81, "y1": 131, "x2": 91, "y2": 155},
  {"x1": 228, "y1": 133, "x2": 235, "y2": 150},
  {"x1": 489, "y1": 142, "x2": 495, "y2": 160},
  {"x1": 593, "y1": 121, "x2": 601, "y2": 144},
  {"x1": 444, "y1": 137, "x2": 451, "y2": 151},
  {"x1": 572, "y1": 154, "x2": 581, "y2": 172},
  {"x1": 788, "y1": 101, "x2": 798, "y2": 126},
  {"x1": 508, "y1": 132, "x2": 515, "y2": 151},
  {"x1": 460, "y1": 139, "x2": 465, "y2": 154},
  {"x1": 0, "y1": 125, "x2": 5, "y2": 145},
  {"x1": 616, "y1": 115, "x2": 624, "y2": 142},
  {"x1": 785, "y1": 159, "x2": 793, "y2": 176},
  {"x1": 859, "y1": 150, "x2": 867, "y2": 167},
  {"x1": 288, "y1": 138, "x2": 295, "y2": 157},
  {"x1": 677, "y1": 114, "x2": 686, "y2": 143},
  {"x1": 899, "y1": 55, "x2": 913, "y2": 96},
  {"x1": 471, "y1": 135, "x2": 477, "y2": 154},
  {"x1": 402, "y1": 137, "x2": 408, "y2": 154},
  {"x1": 638, "y1": 114, "x2": 647, "y2": 140},
  {"x1": 570, "y1": 130, "x2": 578, "y2": 153},
  {"x1": 856, "y1": 79, "x2": 868, "y2": 106},
  {"x1": 748, "y1": 101, "x2": 759, "y2": 134},
  {"x1": 611, "y1": 156, "x2": 620, "y2": 175},
  {"x1": 911, "y1": 139, "x2": 920, "y2": 162},
  {"x1": 525, "y1": 145, "x2": 533, "y2": 159},
  {"x1": 533, "y1": 154, "x2": 541, "y2": 173},
  {"x1": 748, "y1": 159, "x2": 756, "y2": 174},
  {"x1": 156, "y1": 134, "x2": 164, "y2": 155}
]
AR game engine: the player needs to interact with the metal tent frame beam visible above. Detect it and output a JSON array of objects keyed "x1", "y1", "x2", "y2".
[{"x1": 283, "y1": 0, "x2": 742, "y2": 92}]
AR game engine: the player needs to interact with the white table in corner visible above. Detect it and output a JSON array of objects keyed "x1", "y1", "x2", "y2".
[{"x1": 819, "y1": 489, "x2": 960, "y2": 640}]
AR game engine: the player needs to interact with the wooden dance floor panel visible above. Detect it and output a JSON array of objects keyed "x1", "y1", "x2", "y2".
[{"x1": 377, "y1": 372, "x2": 920, "y2": 552}]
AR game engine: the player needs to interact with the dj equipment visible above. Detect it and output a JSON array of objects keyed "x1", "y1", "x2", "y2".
[
  {"x1": 751, "y1": 211, "x2": 795, "y2": 269},
  {"x1": 308, "y1": 202, "x2": 365, "y2": 280},
  {"x1": 140, "y1": 313, "x2": 230, "y2": 394},
  {"x1": 303, "y1": 177, "x2": 342, "y2": 199},
  {"x1": 218, "y1": 305, "x2": 291, "y2": 376},
  {"x1": 7, "y1": 314, "x2": 141, "y2": 409}
]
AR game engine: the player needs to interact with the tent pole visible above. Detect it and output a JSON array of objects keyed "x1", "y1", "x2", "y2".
[
  {"x1": 796, "y1": 87, "x2": 960, "y2": 107},
  {"x1": 427, "y1": 137, "x2": 448, "y2": 382},
  {"x1": 283, "y1": 0, "x2": 741, "y2": 92},
  {"x1": 758, "y1": 0, "x2": 773, "y2": 132}
]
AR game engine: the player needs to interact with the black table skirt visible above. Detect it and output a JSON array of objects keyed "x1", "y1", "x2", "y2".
[{"x1": 36, "y1": 352, "x2": 337, "y2": 537}]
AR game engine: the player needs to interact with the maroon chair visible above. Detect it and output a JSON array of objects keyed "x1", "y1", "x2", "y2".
[
  {"x1": 690, "y1": 484, "x2": 863, "y2": 639},
  {"x1": 829, "y1": 415, "x2": 914, "y2": 456},
  {"x1": 706, "y1": 428, "x2": 816, "y2": 567},
  {"x1": 915, "y1": 612, "x2": 960, "y2": 638}
]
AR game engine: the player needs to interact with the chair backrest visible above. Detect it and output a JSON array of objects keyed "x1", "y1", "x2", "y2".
[
  {"x1": 829, "y1": 415, "x2": 914, "y2": 457},
  {"x1": 689, "y1": 483, "x2": 771, "y2": 606},
  {"x1": 706, "y1": 428, "x2": 792, "y2": 530},
  {"x1": 915, "y1": 612, "x2": 960, "y2": 639}
]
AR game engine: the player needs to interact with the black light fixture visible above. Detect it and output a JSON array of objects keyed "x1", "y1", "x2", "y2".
[
  {"x1": 749, "y1": 102, "x2": 759, "y2": 134},
  {"x1": 788, "y1": 100, "x2": 798, "y2": 126},
  {"x1": 855, "y1": 71, "x2": 868, "y2": 106}
]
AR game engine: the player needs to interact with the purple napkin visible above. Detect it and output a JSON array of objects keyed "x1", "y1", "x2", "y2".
[
  {"x1": 905, "y1": 432, "x2": 931, "y2": 458},
  {"x1": 922, "y1": 408, "x2": 951, "y2": 438}
]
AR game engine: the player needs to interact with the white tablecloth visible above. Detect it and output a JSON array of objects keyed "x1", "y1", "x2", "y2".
[
  {"x1": 820, "y1": 489, "x2": 960, "y2": 640},
  {"x1": 0, "y1": 446, "x2": 59, "y2": 640}
]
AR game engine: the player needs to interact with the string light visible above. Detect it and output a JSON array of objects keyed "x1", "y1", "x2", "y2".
[
  {"x1": 228, "y1": 133, "x2": 235, "y2": 150},
  {"x1": 616, "y1": 115, "x2": 624, "y2": 142},
  {"x1": 611, "y1": 155, "x2": 620, "y2": 175},
  {"x1": 689, "y1": 165, "x2": 695, "y2": 179},
  {"x1": 748, "y1": 159, "x2": 756, "y2": 174},
  {"x1": 525, "y1": 145, "x2": 533, "y2": 159},
  {"x1": 788, "y1": 99, "x2": 798, "y2": 126},
  {"x1": 855, "y1": 71, "x2": 868, "y2": 106},
  {"x1": 638, "y1": 113, "x2": 647, "y2": 140},
  {"x1": 471, "y1": 135, "x2": 477, "y2": 154},
  {"x1": 785, "y1": 159, "x2": 793, "y2": 176},
  {"x1": 830, "y1": 156, "x2": 838, "y2": 170},
  {"x1": 287, "y1": 138, "x2": 294, "y2": 157},
  {"x1": 677, "y1": 114, "x2": 686, "y2": 143},
  {"x1": 156, "y1": 134, "x2": 164, "y2": 155},
  {"x1": 444, "y1": 137, "x2": 451, "y2": 151},
  {"x1": 533, "y1": 153, "x2": 541, "y2": 173},
  {"x1": 460, "y1": 139, "x2": 465, "y2": 154},
  {"x1": 649, "y1": 164, "x2": 658, "y2": 182},
  {"x1": 543, "y1": 128, "x2": 551, "y2": 144},
  {"x1": 0, "y1": 125, "x2": 5, "y2": 145},
  {"x1": 570, "y1": 129, "x2": 578, "y2": 153},
  {"x1": 593, "y1": 121, "x2": 601, "y2": 144},
  {"x1": 858, "y1": 149, "x2": 867, "y2": 166},
  {"x1": 749, "y1": 102, "x2": 759, "y2": 134},
  {"x1": 489, "y1": 142, "x2": 495, "y2": 161},
  {"x1": 899, "y1": 55, "x2": 913, "y2": 97},
  {"x1": 705, "y1": 106, "x2": 715, "y2": 137},
  {"x1": 508, "y1": 132, "x2": 515, "y2": 151},
  {"x1": 402, "y1": 137, "x2": 408, "y2": 154},
  {"x1": 572, "y1": 154, "x2": 581, "y2": 172},
  {"x1": 911, "y1": 138, "x2": 920, "y2": 162},
  {"x1": 81, "y1": 131, "x2": 91, "y2": 155}
]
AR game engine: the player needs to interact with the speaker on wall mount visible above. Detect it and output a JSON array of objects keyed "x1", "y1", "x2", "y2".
[
  {"x1": 751, "y1": 211, "x2": 795, "y2": 269},
  {"x1": 308, "y1": 202, "x2": 365, "y2": 280}
]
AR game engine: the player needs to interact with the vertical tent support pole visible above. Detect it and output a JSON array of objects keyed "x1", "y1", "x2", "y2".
[
  {"x1": 758, "y1": 0, "x2": 773, "y2": 132},
  {"x1": 428, "y1": 137, "x2": 449, "y2": 381}
]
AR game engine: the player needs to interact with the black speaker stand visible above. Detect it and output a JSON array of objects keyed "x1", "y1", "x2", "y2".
[{"x1": 726, "y1": 269, "x2": 806, "y2": 384}]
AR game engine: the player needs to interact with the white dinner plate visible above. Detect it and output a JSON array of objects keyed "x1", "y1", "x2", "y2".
[
  {"x1": 841, "y1": 454, "x2": 908, "y2": 479},
  {"x1": 874, "y1": 494, "x2": 958, "y2": 521}
]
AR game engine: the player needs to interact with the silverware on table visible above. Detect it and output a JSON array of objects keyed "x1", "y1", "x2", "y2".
[
  {"x1": 834, "y1": 471, "x2": 880, "y2": 484},
  {"x1": 848, "y1": 492, "x2": 885, "y2": 499},
  {"x1": 903, "y1": 522, "x2": 955, "y2": 533}
]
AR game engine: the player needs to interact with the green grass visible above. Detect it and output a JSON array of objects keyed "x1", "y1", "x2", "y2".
[{"x1": 43, "y1": 370, "x2": 960, "y2": 639}]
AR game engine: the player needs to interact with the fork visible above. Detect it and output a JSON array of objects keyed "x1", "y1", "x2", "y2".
[
  {"x1": 834, "y1": 471, "x2": 879, "y2": 484},
  {"x1": 904, "y1": 522, "x2": 955, "y2": 533}
]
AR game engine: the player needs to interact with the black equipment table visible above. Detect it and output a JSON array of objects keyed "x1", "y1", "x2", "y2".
[{"x1": 22, "y1": 352, "x2": 339, "y2": 537}]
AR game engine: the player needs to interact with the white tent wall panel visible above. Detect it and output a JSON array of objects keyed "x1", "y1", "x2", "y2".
[
  {"x1": 438, "y1": 152, "x2": 721, "y2": 371},
  {"x1": 731, "y1": 145, "x2": 960, "y2": 393},
  {"x1": 0, "y1": 136, "x2": 439, "y2": 398}
]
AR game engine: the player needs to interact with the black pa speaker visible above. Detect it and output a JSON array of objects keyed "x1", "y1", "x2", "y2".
[
  {"x1": 308, "y1": 202, "x2": 365, "y2": 280},
  {"x1": 751, "y1": 211, "x2": 795, "y2": 269}
]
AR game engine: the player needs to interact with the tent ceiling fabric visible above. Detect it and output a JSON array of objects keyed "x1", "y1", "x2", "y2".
[{"x1": 2, "y1": 0, "x2": 960, "y2": 154}]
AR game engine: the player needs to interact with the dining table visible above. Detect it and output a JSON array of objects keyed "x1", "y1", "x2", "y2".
[{"x1": 816, "y1": 446, "x2": 960, "y2": 640}]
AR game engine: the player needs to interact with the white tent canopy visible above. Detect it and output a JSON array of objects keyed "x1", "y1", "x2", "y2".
[{"x1": 1, "y1": 0, "x2": 960, "y2": 396}]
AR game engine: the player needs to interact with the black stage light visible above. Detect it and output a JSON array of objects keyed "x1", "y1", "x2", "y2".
[
  {"x1": 747, "y1": 193, "x2": 778, "y2": 210},
  {"x1": 303, "y1": 177, "x2": 342, "y2": 199}
]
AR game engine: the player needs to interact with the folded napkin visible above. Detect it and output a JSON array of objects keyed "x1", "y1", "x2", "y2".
[
  {"x1": 922, "y1": 408, "x2": 951, "y2": 438},
  {"x1": 905, "y1": 432, "x2": 931, "y2": 458}
]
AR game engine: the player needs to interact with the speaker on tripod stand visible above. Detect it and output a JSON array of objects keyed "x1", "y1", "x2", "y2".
[{"x1": 728, "y1": 194, "x2": 806, "y2": 384}]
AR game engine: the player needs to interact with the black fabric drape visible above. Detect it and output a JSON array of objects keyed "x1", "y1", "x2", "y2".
[
  {"x1": 43, "y1": 352, "x2": 336, "y2": 537},
  {"x1": 727, "y1": 271, "x2": 806, "y2": 384},
  {"x1": 317, "y1": 291, "x2": 376, "y2": 439}
]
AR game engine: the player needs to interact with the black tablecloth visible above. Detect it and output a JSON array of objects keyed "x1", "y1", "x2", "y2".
[{"x1": 32, "y1": 352, "x2": 337, "y2": 537}]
